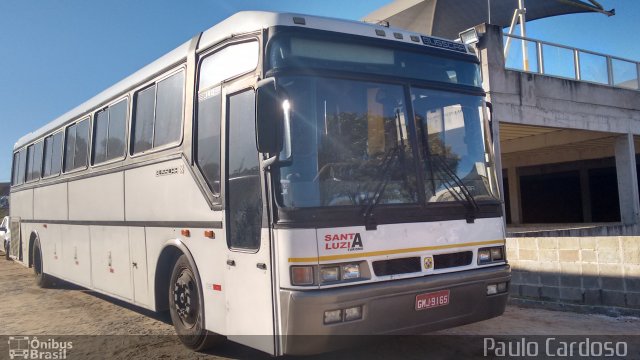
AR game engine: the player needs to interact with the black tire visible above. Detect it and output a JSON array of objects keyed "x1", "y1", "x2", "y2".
[
  {"x1": 4, "y1": 240, "x2": 9, "y2": 260},
  {"x1": 33, "y1": 239, "x2": 54, "y2": 288},
  {"x1": 169, "y1": 254, "x2": 224, "y2": 351}
]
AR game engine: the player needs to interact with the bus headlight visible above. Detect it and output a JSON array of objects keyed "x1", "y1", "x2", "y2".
[
  {"x1": 341, "y1": 264, "x2": 360, "y2": 280},
  {"x1": 320, "y1": 266, "x2": 340, "y2": 282},
  {"x1": 292, "y1": 261, "x2": 368, "y2": 286},
  {"x1": 490, "y1": 247, "x2": 504, "y2": 261},
  {"x1": 478, "y1": 246, "x2": 505, "y2": 265},
  {"x1": 478, "y1": 249, "x2": 491, "y2": 263}
]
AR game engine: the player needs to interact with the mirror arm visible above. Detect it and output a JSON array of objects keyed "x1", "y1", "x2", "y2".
[{"x1": 261, "y1": 155, "x2": 279, "y2": 170}]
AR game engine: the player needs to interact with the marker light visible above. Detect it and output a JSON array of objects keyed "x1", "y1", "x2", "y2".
[{"x1": 291, "y1": 266, "x2": 314, "y2": 286}]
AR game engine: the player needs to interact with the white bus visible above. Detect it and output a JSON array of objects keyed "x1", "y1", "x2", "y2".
[{"x1": 9, "y1": 11, "x2": 509, "y2": 355}]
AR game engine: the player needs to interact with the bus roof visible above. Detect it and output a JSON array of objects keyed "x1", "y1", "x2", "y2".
[{"x1": 14, "y1": 11, "x2": 473, "y2": 150}]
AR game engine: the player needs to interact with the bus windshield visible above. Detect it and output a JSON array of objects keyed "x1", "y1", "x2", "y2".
[
  {"x1": 267, "y1": 34, "x2": 482, "y2": 87},
  {"x1": 275, "y1": 75, "x2": 499, "y2": 208}
]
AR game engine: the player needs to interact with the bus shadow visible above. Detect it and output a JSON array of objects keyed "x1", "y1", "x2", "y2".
[{"x1": 50, "y1": 276, "x2": 172, "y2": 325}]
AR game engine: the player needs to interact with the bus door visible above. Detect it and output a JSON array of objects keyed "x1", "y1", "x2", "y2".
[{"x1": 222, "y1": 80, "x2": 276, "y2": 354}]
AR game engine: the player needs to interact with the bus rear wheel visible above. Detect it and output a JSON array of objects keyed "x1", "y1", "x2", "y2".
[
  {"x1": 169, "y1": 254, "x2": 224, "y2": 351},
  {"x1": 33, "y1": 239, "x2": 54, "y2": 288}
]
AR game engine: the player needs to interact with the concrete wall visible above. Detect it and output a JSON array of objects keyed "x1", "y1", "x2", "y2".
[
  {"x1": 507, "y1": 230, "x2": 640, "y2": 311},
  {"x1": 476, "y1": 24, "x2": 640, "y2": 135}
]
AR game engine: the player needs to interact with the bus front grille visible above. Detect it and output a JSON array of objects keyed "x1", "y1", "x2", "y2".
[
  {"x1": 433, "y1": 251, "x2": 473, "y2": 269},
  {"x1": 372, "y1": 257, "x2": 421, "y2": 276}
]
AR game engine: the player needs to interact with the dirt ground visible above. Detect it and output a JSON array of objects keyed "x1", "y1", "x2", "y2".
[{"x1": 0, "y1": 257, "x2": 638, "y2": 359}]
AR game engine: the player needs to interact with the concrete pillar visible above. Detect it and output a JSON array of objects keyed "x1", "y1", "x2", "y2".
[
  {"x1": 579, "y1": 168, "x2": 592, "y2": 223},
  {"x1": 492, "y1": 118, "x2": 506, "y2": 221},
  {"x1": 507, "y1": 166, "x2": 522, "y2": 225},
  {"x1": 615, "y1": 133, "x2": 640, "y2": 225},
  {"x1": 474, "y1": 23, "x2": 508, "y2": 98}
]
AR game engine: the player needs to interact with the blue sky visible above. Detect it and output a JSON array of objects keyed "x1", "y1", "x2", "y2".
[{"x1": 0, "y1": 0, "x2": 637, "y2": 182}]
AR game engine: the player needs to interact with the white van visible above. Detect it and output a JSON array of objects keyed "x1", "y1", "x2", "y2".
[{"x1": 0, "y1": 216, "x2": 10, "y2": 260}]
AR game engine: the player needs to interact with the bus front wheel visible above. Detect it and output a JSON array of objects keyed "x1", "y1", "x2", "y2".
[
  {"x1": 33, "y1": 239, "x2": 54, "y2": 288},
  {"x1": 169, "y1": 254, "x2": 224, "y2": 351}
]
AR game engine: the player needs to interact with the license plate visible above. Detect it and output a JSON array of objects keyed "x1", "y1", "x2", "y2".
[{"x1": 415, "y1": 289, "x2": 450, "y2": 311}]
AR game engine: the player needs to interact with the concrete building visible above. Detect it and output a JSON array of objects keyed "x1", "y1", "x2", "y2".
[{"x1": 367, "y1": 0, "x2": 640, "y2": 313}]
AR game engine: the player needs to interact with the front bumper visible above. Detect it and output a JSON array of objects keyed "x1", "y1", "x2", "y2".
[{"x1": 279, "y1": 264, "x2": 510, "y2": 355}]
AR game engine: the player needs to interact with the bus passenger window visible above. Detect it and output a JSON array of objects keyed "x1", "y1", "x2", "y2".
[
  {"x1": 133, "y1": 86, "x2": 155, "y2": 153},
  {"x1": 132, "y1": 70, "x2": 184, "y2": 154},
  {"x1": 51, "y1": 132, "x2": 63, "y2": 175},
  {"x1": 93, "y1": 109, "x2": 109, "y2": 164},
  {"x1": 43, "y1": 132, "x2": 63, "y2": 177},
  {"x1": 74, "y1": 119, "x2": 90, "y2": 169},
  {"x1": 93, "y1": 99, "x2": 127, "y2": 165},
  {"x1": 11, "y1": 150, "x2": 26, "y2": 185},
  {"x1": 107, "y1": 100, "x2": 127, "y2": 160},
  {"x1": 26, "y1": 141, "x2": 43, "y2": 182},
  {"x1": 11, "y1": 152, "x2": 19, "y2": 185},
  {"x1": 64, "y1": 118, "x2": 89, "y2": 172},
  {"x1": 154, "y1": 72, "x2": 184, "y2": 148}
]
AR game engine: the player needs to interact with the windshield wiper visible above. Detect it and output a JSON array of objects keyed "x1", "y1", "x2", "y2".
[
  {"x1": 362, "y1": 108, "x2": 408, "y2": 230},
  {"x1": 430, "y1": 155, "x2": 480, "y2": 223},
  {"x1": 362, "y1": 145, "x2": 403, "y2": 230}
]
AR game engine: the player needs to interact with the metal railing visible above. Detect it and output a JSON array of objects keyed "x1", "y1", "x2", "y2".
[{"x1": 504, "y1": 33, "x2": 640, "y2": 91}]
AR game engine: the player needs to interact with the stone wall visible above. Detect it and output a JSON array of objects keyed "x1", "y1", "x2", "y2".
[{"x1": 506, "y1": 233, "x2": 640, "y2": 311}]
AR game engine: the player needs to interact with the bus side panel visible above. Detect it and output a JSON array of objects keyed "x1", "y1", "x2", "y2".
[
  {"x1": 184, "y1": 229, "x2": 228, "y2": 335},
  {"x1": 129, "y1": 227, "x2": 150, "y2": 307},
  {"x1": 11, "y1": 190, "x2": 33, "y2": 220},
  {"x1": 90, "y1": 226, "x2": 133, "y2": 300},
  {"x1": 40, "y1": 224, "x2": 64, "y2": 277},
  {"x1": 34, "y1": 182, "x2": 67, "y2": 221},
  {"x1": 68, "y1": 172, "x2": 125, "y2": 221},
  {"x1": 124, "y1": 159, "x2": 211, "y2": 222},
  {"x1": 60, "y1": 225, "x2": 92, "y2": 287}
]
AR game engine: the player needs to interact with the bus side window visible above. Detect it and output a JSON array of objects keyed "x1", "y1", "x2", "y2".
[
  {"x1": 11, "y1": 151, "x2": 23, "y2": 185},
  {"x1": 196, "y1": 86, "x2": 222, "y2": 195},
  {"x1": 17, "y1": 149, "x2": 27, "y2": 185},
  {"x1": 132, "y1": 71, "x2": 184, "y2": 154},
  {"x1": 226, "y1": 89, "x2": 261, "y2": 251},
  {"x1": 64, "y1": 118, "x2": 90, "y2": 172},
  {"x1": 26, "y1": 141, "x2": 43, "y2": 182},
  {"x1": 93, "y1": 98, "x2": 128, "y2": 165},
  {"x1": 195, "y1": 40, "x2": 258, "y2": 197}
]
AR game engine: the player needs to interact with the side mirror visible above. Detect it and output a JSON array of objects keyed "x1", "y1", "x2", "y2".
[
  {"x1": 0, "y1": 227, "x2": 6, "y2": 233},
  {"x1": 255, "y1": 78, "x2": 284, "y2": 154}
]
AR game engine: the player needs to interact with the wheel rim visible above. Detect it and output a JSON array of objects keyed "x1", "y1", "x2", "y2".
[{"x1": 173, "y1": 268, "x2": 199, "y2": 328}]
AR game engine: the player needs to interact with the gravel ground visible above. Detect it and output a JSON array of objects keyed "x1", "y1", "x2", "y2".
[{"x1": 0, "y1": 257, "x2": 638, "y2": 359}]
